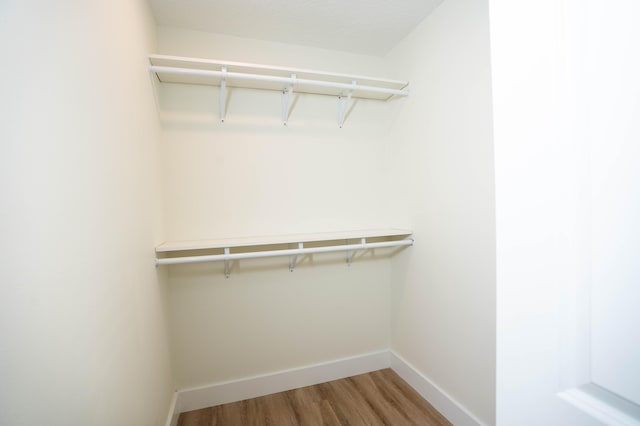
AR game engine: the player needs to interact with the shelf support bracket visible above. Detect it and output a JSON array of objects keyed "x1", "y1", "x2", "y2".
[
  {"x1": 282, "y1": 74, "x2": 295, "y2": 126},
  {"x1": 346, "y1": 238, "x2": 367, "y2": 266},
  {"x1": 219, "y1": 66, "x2": 227, "y2": 123},
  {"x1": 337, "y1": 80, "x2": 355, "y2": 128},
  {"x1": 224, "y1": 247, "x2": 231, "y2": 278},
  {"x1": 289, "y1": 242, "x2": 303, "y2": 271}
]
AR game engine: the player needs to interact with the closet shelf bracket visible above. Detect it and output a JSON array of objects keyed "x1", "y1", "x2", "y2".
[
  {"x1": 224, "y1": 247, "x2": 231, "y2": 278},
  {"x1": 219, "y1": 66, "x2": 227, "y2": 123},
  {"x1": 337, "y1": 81, "x2": 355, "y2": 128},
  {"x1": 282, "y1": 74, "x2": 295, "y2": 126},
  {"x1": 346, "y1": 238, "x2": 367, "y2": 266},
  {"x1": 289, "y1": 242, "x2": 303, "y2": 271}
]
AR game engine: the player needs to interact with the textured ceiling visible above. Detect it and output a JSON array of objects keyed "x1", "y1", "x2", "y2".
[{"x1": 148, "y1": 0, "x2": 444, "y2": 56}]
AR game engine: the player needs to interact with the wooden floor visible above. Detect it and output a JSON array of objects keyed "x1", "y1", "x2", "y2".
[{"x1": 178, "y1": 368, "x2": 451, "y2": 426}]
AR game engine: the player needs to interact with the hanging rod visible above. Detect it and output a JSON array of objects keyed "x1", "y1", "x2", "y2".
[
  {"x1": 149, "y1": 65, "x2": 410, "y2": 98},
  {"x1": 155, "y1": 238, "x2": 413, "y2": 266}
]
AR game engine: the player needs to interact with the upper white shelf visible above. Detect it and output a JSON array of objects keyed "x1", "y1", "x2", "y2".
[
  {"x1": 149, "y1": 54, "x2": 409, "y2": 101},
  {"x1": 156, "y1": 228, "x2": 413, "y2": 253}
]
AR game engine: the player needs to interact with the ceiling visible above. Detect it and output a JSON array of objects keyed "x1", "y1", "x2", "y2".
[{"x1": 148, "y1": 0, "x2": 444, "y2": 56}]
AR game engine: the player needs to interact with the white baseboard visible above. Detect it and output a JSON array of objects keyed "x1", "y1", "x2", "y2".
[
  {"x1": 165, "y1": 350, "x2": 482, "y2": 426},
  {"x1": 390, "y1": 350, "x2": 484, "y2": 426},
  {"x1": 166, "y1": 350, "x2": 390, "y2": 425},
  {"x1": 165, "y1": 391, "x2": 178, "y2": 426}
]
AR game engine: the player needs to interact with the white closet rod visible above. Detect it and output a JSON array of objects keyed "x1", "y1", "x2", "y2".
[
  {"x1": 155, "y1": 238, "x2": 413, "y2": 266},
  {"x1": 150, "y1": 66, "x2": 410, "y2": 97}
]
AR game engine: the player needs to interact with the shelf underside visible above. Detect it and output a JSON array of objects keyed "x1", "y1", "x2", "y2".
[{"x1": 156, "y1": 228, "x2": 413, "y2": 253}]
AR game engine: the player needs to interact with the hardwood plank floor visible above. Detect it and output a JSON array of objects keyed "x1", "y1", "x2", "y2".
[{"x1": 178, "y1": 368, "x2": 452, "y2": 426}]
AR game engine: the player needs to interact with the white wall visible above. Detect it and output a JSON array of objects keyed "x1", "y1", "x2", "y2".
[
  {"x1": 156, "y1": 28, "x2": 395, "y2": 240},
  {"x1": 0, "y1": 1, "x2": 173, "y2": 425},
  {"x1": 157, "y1": 27, "x2": 388, "y2": 77},
  {"x1": 384, "y1": 0, "x2": 496, "y2": 424},
  {"x1": 155, "y1": 28, "x2": 397, "y2": 388}
]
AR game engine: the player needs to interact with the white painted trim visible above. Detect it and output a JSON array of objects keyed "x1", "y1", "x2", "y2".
[
  {"x1": 172, "y1": 350, "x2": 390, "y2": 417},
  {"x1": 558, "y1": 386, "x2": 640, "y2": 426},
  {"x1": 390, "y1": 351, "x2": 484, "y2": 426},
  {"x1": 165, "y1": 391, "x2": 178, "y2": 426}
]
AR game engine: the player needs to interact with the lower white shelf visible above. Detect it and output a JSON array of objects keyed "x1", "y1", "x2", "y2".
[{"x1": 155, "y1": 228, "x2": 414, "y2": 277}]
